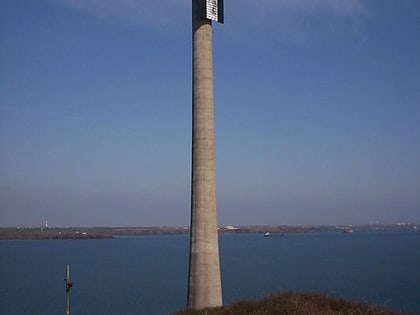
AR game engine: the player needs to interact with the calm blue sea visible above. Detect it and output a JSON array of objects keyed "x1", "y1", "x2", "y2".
[{"x1": 0, "y1": 231, "x2": 419, "y2": 315}]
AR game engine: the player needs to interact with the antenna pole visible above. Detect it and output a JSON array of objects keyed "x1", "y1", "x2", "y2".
[{"x1": 64, "y1": 264, "x2": 73, "y2": 315}]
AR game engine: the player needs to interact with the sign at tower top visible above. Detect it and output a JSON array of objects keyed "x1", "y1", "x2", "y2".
[{"x1": 200, "y1": 0, "x2": 224, "y2": 24}]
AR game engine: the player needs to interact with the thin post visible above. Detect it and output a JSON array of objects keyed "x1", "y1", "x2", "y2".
[{"x1": 64, "y1": 264, "x2": 73, "y2": 315}]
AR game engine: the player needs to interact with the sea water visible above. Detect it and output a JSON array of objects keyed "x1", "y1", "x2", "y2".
[{"x1": 0, "y1": 231, "x2": 419, "y2": 315}]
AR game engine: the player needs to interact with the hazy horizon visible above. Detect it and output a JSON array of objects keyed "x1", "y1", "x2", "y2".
[{"x1": 2, "y1": 222, "x2": 418, "y2": 229}]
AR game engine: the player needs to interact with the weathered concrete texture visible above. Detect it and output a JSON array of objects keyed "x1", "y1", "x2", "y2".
[{"x1": 187, "y1": 0, "x2": 222, "y2": 310}]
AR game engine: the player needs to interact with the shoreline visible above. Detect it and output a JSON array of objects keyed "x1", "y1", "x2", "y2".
[{"x1": 0, "y1": 223, "x2": 417, "y2": 240}]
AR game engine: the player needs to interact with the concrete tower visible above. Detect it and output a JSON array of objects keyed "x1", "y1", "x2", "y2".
[{"x1": 187, "y1": 0, "x2": 224, "y2": 309}]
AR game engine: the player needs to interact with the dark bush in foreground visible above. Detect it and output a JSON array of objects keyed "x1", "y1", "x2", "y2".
[{"x1": 171, "y1": 292, "x2": 404, "y2": 315}]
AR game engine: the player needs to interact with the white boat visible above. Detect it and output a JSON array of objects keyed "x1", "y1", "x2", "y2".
[{"x1": 264, "y1": 232, "x2": 270, "y2": 237}]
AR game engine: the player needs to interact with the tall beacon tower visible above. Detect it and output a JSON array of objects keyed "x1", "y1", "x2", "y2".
[{"x1": 187, "y1": 0, "x2": 224, "y2": 309}]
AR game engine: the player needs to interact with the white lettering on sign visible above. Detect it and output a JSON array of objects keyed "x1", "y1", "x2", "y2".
[{"x1": 206, "y1": 0, "x2": 218, "y2": 21}]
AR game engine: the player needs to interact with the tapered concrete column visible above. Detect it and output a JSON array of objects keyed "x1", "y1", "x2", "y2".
[{"x1": 187, "y1": 0, "x2": 222, "y2": 309}]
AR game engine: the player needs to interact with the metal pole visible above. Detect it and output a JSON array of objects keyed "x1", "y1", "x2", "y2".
[{"x1": 64, "y1": 264, "x2": 73, "y2": 315}]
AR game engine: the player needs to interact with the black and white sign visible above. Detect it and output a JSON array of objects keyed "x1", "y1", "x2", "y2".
[{"x1": 201, "y1": 0, "x2": 224, "y2": 24}]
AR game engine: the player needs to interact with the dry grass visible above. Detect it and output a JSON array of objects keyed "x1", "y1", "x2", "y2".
[{"x1": 171, "y1": 293, "x2": 405, "y2": 315}]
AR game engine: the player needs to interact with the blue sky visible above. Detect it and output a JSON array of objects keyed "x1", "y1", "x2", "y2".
[{"x1": 0, "y1": 0, "x2": 419, "y2": 227}]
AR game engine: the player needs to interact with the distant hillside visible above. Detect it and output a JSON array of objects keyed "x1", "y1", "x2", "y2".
[
  {"x1": 171, "y1": 293, "x2": 405, "y2": 315},
  {"x1": 0, "y1": 223, "x2": 416, "y2": 240}
]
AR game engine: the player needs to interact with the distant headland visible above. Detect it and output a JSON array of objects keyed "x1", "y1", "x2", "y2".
[{"x1": 0, "y1": 223, "x2": 417, "y2": 240}]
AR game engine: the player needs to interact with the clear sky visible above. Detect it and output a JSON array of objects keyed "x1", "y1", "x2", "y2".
[{"x1": 0, "y1": 0, "x2": 419, "y2": 227}]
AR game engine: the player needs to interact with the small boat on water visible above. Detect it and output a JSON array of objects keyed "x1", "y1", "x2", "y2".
[
  {"x1": 263, "y1": 232, "x2": 285, "y2": 237},
  {"x1": 344, "y1": 229, "x2": 354, "y2": 234}
]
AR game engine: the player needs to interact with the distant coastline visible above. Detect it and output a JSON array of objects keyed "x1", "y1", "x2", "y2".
[{"x1": 0, "y1": 223, "x2": 417, "y2": 240}]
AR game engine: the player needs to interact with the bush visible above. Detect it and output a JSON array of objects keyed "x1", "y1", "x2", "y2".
[{"x1": 171, "y1": 292, "x2": 405, "y2": 315}]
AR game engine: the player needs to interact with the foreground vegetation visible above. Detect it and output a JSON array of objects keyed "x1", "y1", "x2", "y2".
[{"x1": 171, "y1": 293, "x2": 405, "y2": 315}]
